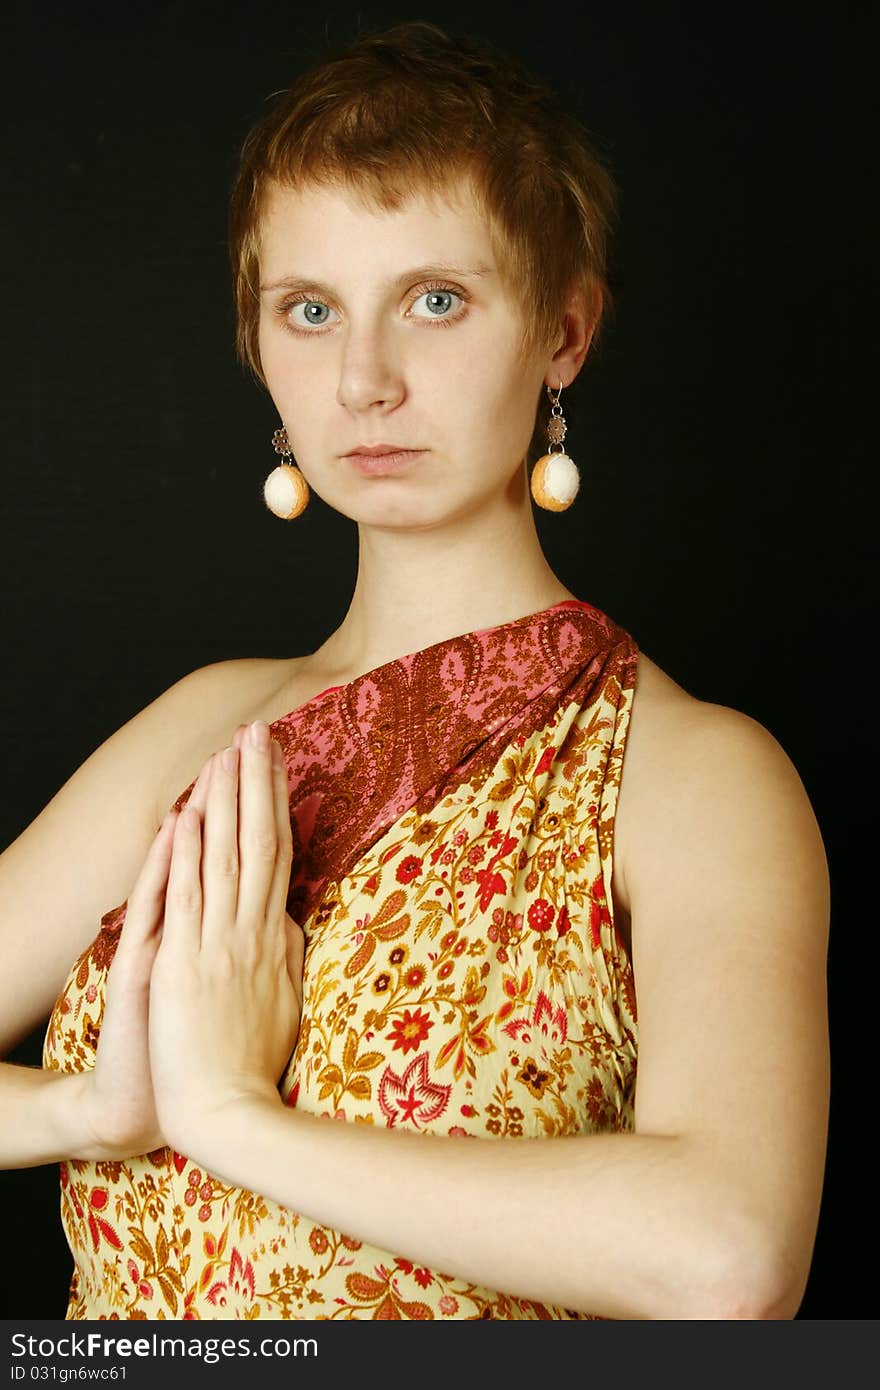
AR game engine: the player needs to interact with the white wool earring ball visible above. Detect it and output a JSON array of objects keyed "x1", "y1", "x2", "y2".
[
  {"x1": 530, "y1": 452, "x2": 580, "y2": 512},
  {"x1": 263, "y1": 464, "x2": 310, "y2": 520}
]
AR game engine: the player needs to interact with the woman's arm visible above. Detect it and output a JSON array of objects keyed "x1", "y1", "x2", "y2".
[
  {"x1": 194, "y1": 1090, "x2": 776, "y2": 1320},
  {"x1": 0, "y1": 661, "x2": 246, "y2": 1168},
  {"x1": 154, "y1": 708, "x2": 830, "y2": 1321},
  {"x1": 0, "y1": 1065, "x2": 96, "y2": 1167}
]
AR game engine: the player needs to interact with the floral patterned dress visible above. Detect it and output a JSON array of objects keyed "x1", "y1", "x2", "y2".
[{"x1": 43, "y1": 597, "x2": 639, "y2": 1319}]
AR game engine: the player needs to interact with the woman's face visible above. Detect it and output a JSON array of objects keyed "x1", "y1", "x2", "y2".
[{"x1": 256, "y1": 175, "x2": 555, "y2": 530}]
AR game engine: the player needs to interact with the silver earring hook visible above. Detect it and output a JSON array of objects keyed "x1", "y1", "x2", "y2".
[{"x1": 547, "y1": 381, "x2": 563, "y2": 407}]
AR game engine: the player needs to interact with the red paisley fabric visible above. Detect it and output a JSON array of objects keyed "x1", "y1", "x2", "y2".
[{"x1": 43, "y1": 597, "x2": 640, "y2": 1319}]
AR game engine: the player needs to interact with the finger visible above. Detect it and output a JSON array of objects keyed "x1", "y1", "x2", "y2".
[
  {"x1": 200, "y1": 746, "x2": 240, "y2": 949},
  {"x1": 120, "y1": 811, "x2": 179, "y2": 949},
  {"x1": 264, "y1": 738, "x2": 294, "y2": 930},
  {"x1": 236, "y1": 721, "x2": 279, "y2": 933},
  {"x1": 164, "y1": 804, "x2": 204, "y2": 953},
  {"x1": 183, "y1": 755, "x2": 214, "y2": 818}
]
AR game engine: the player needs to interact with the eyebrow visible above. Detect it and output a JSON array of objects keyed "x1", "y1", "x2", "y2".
[{"x1": 259, "y1": 263, "x2": 495, "y2": 295}]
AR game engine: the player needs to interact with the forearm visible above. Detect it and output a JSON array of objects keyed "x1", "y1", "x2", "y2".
[
  {"x1": 0, "y1": 1062, "x2": 97, "y2": 1168},
  {"x1": 185, "y1": 1098, "x2": 774, "y2": 1320}
]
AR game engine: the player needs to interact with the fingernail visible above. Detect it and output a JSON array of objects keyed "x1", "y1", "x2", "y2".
[
  {"x1": 221, "y1": 746, "x2": 238, "y2": 775},
  {"x1": 251, "y1": 720, "x2": 270, "y2": 749}
]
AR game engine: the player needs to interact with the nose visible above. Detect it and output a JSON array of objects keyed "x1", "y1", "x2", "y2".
[{"x1": 335, "y1": 318, "x2": 406, "y2": 414}]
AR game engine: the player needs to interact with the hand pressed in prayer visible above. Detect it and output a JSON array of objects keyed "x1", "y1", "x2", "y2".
[
  {"x1": 81, "y1": 756, "x2": 216, "y2": 1160},
  {"x1": 148, "y1": 721, "x2": 304, "y2": 1155}
]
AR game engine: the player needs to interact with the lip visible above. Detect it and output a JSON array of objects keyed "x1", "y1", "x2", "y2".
[
  {"x1": 344, "y1": 443, "x2": 413, "y2": 456},
  {"x1": 345, "y1": 448, "x2": 426, "y2": 476}
]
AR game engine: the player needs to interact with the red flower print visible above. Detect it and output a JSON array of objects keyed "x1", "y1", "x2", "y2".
[
  {"x1": 183, "y1": 1289, "x2": 201, "y2": 1319},
  {"x1": 588, "y1": 873, "x2": 612, "y2": 950},
  {"x1": 386, "y1": 1008, "x2": 434, "y2": 1055},
  {"x1": 85, "y1": 1187, "x2": 122, "y2": 1254},
  {"x1": 502, "y1": 989, "x2": 568, "y2": 1050},
  {"x1": 527, "y1": 899, "x2": 555, "y2": 932},
  {"x1": 557, "y1": 905, "x2": 571, "y2": 936},
  {"x1": 228, "y1": 1247, "x2": 256, "y2": 1302},
  {"x1": 309, "y1": 1228, "x2": 330, "y2": 1255},
  {"x1": 377, "y1": 1053, "x2": 451, "y2": 1129},
  {"x1": 485, "y1": 811, "x2": 498, "y2": 830},
  {"x1": 404, "y1": 965, "x2": 426, "y2": 988},
  {"x1": 532, "y1": 991, "x2": 568, "y2": 1043},
  {"x1": 535, "y1": 747, "x2": 555, "y2": 776},
  {"x1": 396, "y1": 856, "x2": 423, "y2": 885},
  {"x1": 475, "y1": 867, "x2": 507, "y2": 912},
  {"x1": 395, "y1": 1257, "x2": 432, "y2": 1288}
]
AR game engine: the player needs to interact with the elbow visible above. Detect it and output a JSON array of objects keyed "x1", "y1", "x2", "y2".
[
  {"x1": 709, "y1": 1268, "x2": 802, "y2": 1321},
  {"x1": 682, "y1": 1235, "x2": 805, "y2": 1321}
]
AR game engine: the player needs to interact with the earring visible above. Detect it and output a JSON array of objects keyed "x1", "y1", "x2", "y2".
[
  {"x1": 530, "y1": 381, "x2": 580, "y2": 512},
  {"x1": 263, "y1": 427, "x2": 310, "y2": 519}
]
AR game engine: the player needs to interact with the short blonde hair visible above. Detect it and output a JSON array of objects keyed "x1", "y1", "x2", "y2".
[{"x1": 229, "y1": 21, "x2": 619, "y2": 460}]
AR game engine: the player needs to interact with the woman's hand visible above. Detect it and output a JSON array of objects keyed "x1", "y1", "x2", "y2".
[
  {"x1": 81, "y1": 761, "x2": 216, "y2": 1161},
  {"x1": 148, "y1": 721, "x2": 304, "y2": 1155}
]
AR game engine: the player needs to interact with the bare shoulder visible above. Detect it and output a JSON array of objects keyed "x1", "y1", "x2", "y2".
[
  {"x1": 612, "y1": 653, "x2": 830, "y2": 1313},
  {"x1": 150, "y1": 654, "x2": 309, "y2": 821},
  {"x1": 613, "y1": 650, "x2": 828, "y2": 938}
]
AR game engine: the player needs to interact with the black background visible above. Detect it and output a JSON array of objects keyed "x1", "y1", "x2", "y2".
[{"x1": 1, "y1": 1, "x2": 870, "y2": 1318}]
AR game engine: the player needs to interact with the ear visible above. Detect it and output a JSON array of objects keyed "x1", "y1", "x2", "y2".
[{"x1": 546, "y1": 280, "x2": 601, "y2": 390}]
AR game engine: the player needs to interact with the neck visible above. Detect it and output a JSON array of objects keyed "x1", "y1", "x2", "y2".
[{"x1": 310, "y1": 490, "x2": 576, "y2": 680}]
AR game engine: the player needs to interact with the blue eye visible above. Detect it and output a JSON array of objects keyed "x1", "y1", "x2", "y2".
[
  {"x1": 288, "y1": 300, "x2": 338, "y2": 328},
  {"x1": 410, "y1": 289, "x2": 463, "y2": 319}
]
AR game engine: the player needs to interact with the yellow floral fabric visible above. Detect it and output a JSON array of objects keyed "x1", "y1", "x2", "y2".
[{"x1": 43, "y1": 599, "x2": 639, "y2": 1319}]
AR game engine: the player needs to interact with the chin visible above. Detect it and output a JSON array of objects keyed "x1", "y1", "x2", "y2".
[{"x1": 314, "y1": 482, "x2": 462, "y2": 530}]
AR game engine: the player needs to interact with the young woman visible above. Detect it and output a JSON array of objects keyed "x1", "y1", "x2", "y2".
[{"x1": 0, "y1": 22, "x2": 829, "y2": 1320}]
